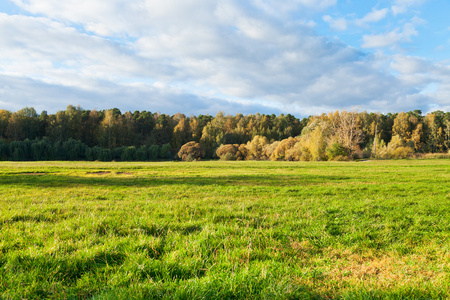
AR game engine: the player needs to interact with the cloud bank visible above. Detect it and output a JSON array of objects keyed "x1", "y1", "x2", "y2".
[{"x1": 0, "y1": 0, "x2": 449, "y2": 116}]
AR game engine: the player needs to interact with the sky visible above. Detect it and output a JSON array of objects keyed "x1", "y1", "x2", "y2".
[{"x1": 1, "y1": 0, "x2": 450, "y2": 117}]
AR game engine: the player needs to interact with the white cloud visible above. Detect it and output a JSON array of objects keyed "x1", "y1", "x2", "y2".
[
  {"x1": 355, "y1": 8, "x2": 389, "y2": 26},
  {"x1": 323, "y1": 7, "x2": 388, "y2": 32},
  {"x1": 390, "y1": 55, "x2": 430, "y2": 74},
  {"x1": 0, "y1": 0, "x2": 448, "y2": 116},
  {"x1": 295, "y1": 0, "x2": 336, "y2": 9},
  {"x1": 0, "y1": 13, "x2": 164, "y2": 87},
  {"x1": 0, "y1": 74, "x2": 279, "y2": 115},
  {"x1": 252, "y1": 0, "x2": 336, "y2": 15},
  {"x1": 323, "y1": 15, "x2": 347, "y2": 31},
  {"x1": 391, "y1": 0, "x2": 425, "y2": 16},
  {"x1": 387, "y1": 55, "x2": 450, "y2": 113},
  {"x1": 11, "y1": 0, "x2": 336, "y2": 37},
  {"x1": 362, "y1": 23, "x2": 418, "y2": 48},
  {"x1": 411, "y1": 16, "x2": 427, "y2": 25}
]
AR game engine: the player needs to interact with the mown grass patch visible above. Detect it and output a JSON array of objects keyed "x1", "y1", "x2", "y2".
[{"x1": 0, "y1": 160, "x2": 449, "y2": 299}]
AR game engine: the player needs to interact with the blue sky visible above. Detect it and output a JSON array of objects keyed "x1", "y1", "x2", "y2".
[
  {"x1": 0, "y1": 0, "x2": 449, "y2": 117},
  {"x1": 317, "y1": 0, "x2": 450, "y2": 60}
]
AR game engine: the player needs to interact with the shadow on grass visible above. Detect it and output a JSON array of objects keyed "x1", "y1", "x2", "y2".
[
  {"x1": 1, "y1": 173, "x2": 351, "y2": 188},
  {"x1": 6, "y1": 214, "x2": 55, "y2": 223}
]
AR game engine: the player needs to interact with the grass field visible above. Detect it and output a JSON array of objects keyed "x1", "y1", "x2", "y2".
[{"x1": 0, "y1": 160, "x2": 450, "y2": 299}]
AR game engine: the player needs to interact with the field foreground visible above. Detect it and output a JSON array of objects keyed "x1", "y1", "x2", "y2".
[{"x1": 0, "y1": 160, "x2": 450, "y2": 299}]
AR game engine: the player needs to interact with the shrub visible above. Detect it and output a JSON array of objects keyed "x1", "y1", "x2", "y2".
[
  {"x1": 12, "y1": 147, "x2": 25, "y2": 161},
  {"x1": 351, "y1": 147, "x2": 364, "y2": 160},
  {"x1": 112, "y1": 147, "x2": 127, "y2": 160},
  {"x1": 221, "y1": 152, "x2": 237, "y2": 161},
  {"x1": 326, "y1": 142, "x2": 348, "y2": 161},
  {"x1": 263, "y1": 141, "x2": 279, "y2": 160},
  {"x1": 271, "y1": 137, "x2": 299, "y2": 161},
  {"x1": 216, "y1": 144, "x2": 239, "y2": 160},
  {"x1": 285, "y1": 141, "x2": 305, "y2": 161},
  {"x1": 184, "y1": 153, "x2": 197, "y2": 162},
  {"x1": 421, "y1": 152, "x2": 450, "y2": 159},
  {"x1": 177, "y1": 141, "x2": 205, "y2": 161},
  {"x1": 62, "y1": 139, "x2": 87, "y2": 160},
  {"x1": 390, "y1": 146, "x2": 414, "y2": 159},
  {"x1": 148, "y1": 145, "x2": 159, "y2": 160},
  {"x1": 333, "y1": 155, "x2": 349, "y2": 161},
  {"x1": 51, "y1": 142, "x2": 63, "y2": 160},
  {"x1": 245, "y1": 135, "x2": 269, "y2": 160},
  {"x1": 0, "y1": 139, "x2": 6, "y2": 160},
  {"x1": 160, "y1": 143, "x2": 172, "y2": 159},
  {"x1": 374, "y1": 139, "x2": 389, "y2": 159},
  {"x1": 31, "y1": 140, "x2": 45, "y2": 161},
  {"x1": 9, "y1": 140, "x2": 30, "y2": 161},
  {"x1": 236, "y1": 144, "x2": 247, "y2": 160},
  {"x1": 135, "y1": 146, "x2": 148, "y2": 161},
  {"x1": 121, "y1": 146, "x2": 136, "y2": 161},
  {"x1": 284, "y1": 139, "x2": 317, "y2": 161},
  {"x1": 99, "y1": 149, "x2": 113, "y2": 161},
  {"x1": 86, "y1": 146, "x2": 102, "y2": 161}
]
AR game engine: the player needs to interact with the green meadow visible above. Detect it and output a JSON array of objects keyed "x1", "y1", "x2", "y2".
[{"x1": 1, "y1": 160, "x2": 449, "y2": 299}]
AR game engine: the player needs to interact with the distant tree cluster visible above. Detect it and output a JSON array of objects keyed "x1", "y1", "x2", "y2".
[
  {"x1": 0, "y1": 138, "x2": 172, "y2": 162},
  {"x1": 0, "y1": 105, "x2": 305, "y2": 161},
  {"x1": 214, "y1": 110, "x2": 450, "y2": 161},
  {"x1": 0, "y1": 106, "x2": 449, "y2": 161}
]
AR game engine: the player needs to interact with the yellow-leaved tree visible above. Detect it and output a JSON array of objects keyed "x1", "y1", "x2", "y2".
[{"x1": 245, "y1": 135, "x2": 269, "y2": 160}]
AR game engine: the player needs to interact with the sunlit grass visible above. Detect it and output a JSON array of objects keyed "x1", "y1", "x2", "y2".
[{"x1": 1, "y1": 160, "x2": 449, "y2": 299}]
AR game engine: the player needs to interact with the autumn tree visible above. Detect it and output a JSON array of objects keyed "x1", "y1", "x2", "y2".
[
  {"x1": 200, "y1": 112, "x2": 227, "y2": 158},
  {"x1": 223, "y1": 114, "x2": 248, "y2": 144},
  {"x1": 285, "y1": 140, "x2": 307, "y2": 161},
  {"x1": 392, "y1": 112, "x2": 412, "y2": 141},
  {"x1": 328, "y1": 110, "x2": 363, "y2": 156},
  {"x1": 298, "y1": 115, "x2": 330, "y2": 161},
  {"x1": 424, "y1": 113, "x2": 444, "y2": 152},
  {"x1": 245, "y1": 135, "x2": 269, "y2": 160},
  {"x1": 263, "y1": 141, "x2": 279, "y2": 159},
  {"x1": 444, "y1": 119, "x2": 450, "y2": 150},
  {"x1": 189, "y1": 117, "x2": 201, "y2": 142},
  {"x1": 271, "y1": 137, "x2": 299, "y2": 161},
  {"x1": 410, "y1": 123, "x2": 424, "y2": 151},
  {"x1": 172, "y1": 116, "x2": 191, "y2": 150},
  {"x1": 306, "y1": 124, "x2": 328, "y2": 161},
  {"x1": 385, "y1": 135, "x2": 414, "y2": 158},
  {"x1": 98, "y1": 109, "x2": 119, "y2": 148}
]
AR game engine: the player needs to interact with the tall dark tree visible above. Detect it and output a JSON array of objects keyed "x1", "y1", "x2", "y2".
[
  {"x1": 134, "y1": 111, "x2": 155, "y2": 146},
  {"x1": 149, "y1": 114, "x2": 173, "y2": 145},
  {"x1": 0, "y1": 109, "x2": 11, "y2": 139}
]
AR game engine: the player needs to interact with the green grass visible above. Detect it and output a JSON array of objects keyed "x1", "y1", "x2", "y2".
[{"x1": 0, "y1": 160, "x2": 449, "y2": 299}]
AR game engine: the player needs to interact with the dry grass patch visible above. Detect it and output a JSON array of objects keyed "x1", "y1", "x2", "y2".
[{"x1": 294, "y1": 248, "x2": 450, "y2": 295}]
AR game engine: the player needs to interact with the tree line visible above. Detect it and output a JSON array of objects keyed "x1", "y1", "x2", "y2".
[{"x1": 0, "y1": 105, "x2": 449, "y2": 161}]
